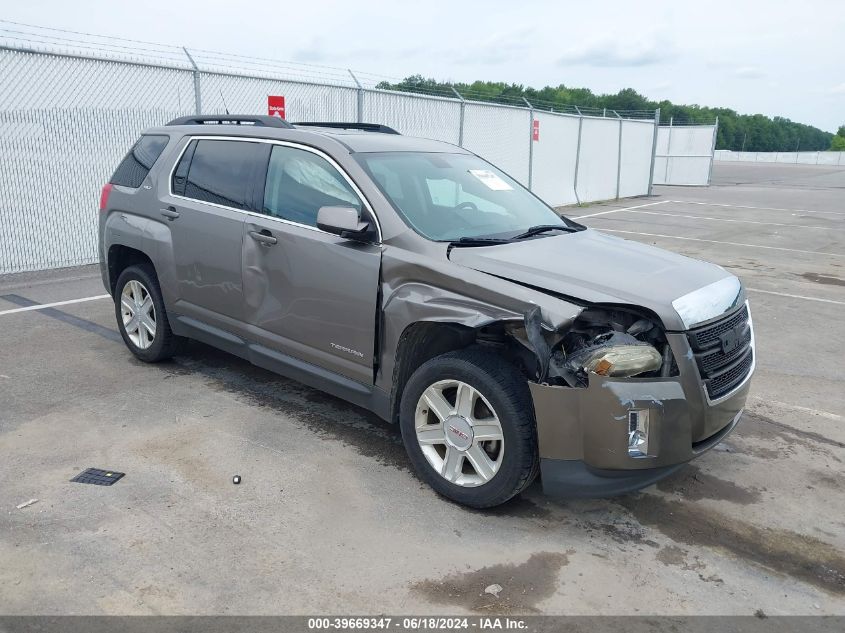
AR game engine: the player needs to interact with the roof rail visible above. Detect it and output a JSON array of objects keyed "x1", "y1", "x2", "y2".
[
  {"x1": 166, "y1": 115, "x2": 294, "y2": 128},
  {"x1": 294, "y1": 122, "x2": 400, "y2": 135}
]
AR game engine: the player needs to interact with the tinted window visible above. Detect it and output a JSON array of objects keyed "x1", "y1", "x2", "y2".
[
  {"x1": 181, "y1": 140, "x2": 261, "y2": 210},
  {"x1": 263, "y1": 145, "x2": 362, "y2": 227},
  {"x1": 110, "y1": 135, "x2": 169, "y2": 188}
]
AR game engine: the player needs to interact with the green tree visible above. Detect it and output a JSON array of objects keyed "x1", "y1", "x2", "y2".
[
  {"x1": 831, "y1": 126, "x2": 845, "y2": 151},
  {"x1": 376, "y1": 75, "x2": 835, "y2": 151}
]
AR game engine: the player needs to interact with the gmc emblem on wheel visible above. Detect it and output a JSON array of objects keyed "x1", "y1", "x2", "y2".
[
  {"x1": 448, "y1": 425, "x2": 470, "y2": 441},
  {"x1": 719, "y1": 323, "x2": 745, "y2": 354}
]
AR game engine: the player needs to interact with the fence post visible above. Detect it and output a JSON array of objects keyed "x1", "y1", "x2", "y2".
[
  {"x1": 573, "y1": 111, "x2": 584, "y2": 206},
  {"x1": 348, "y1": 69, "x2": 363, "y2": 123},
  {"x1": 664, "y1": 116, "x2": 673, "y2": 184},
  {"x1": 523, "y1": 97, "x2": 534, "y2": 191},
  {"x1": 707, "y1": 116, "x2": 719, "y2": 185},
  {"x1": 182, "y1": 47, "x2": 202, "y2": 114},
  {"x1": 647, "y1": 108, "x2": 660, "y2": 196},
  {"x1": 451, "y1": 87, "x2": 465, "y2": 147},
  {"x1": 614, "y1": 110, "x2": 623, "y2": 199}
]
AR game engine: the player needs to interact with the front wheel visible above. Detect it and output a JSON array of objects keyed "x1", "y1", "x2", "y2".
[
  {"x1": 399, "y1": 347, "x2": 539, "y2": 508},
  {"x1": 114, "y1": 264, "x2": 183, "y2": 362}
]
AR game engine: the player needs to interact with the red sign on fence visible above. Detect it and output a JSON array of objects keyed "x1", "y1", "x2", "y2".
[
  {"x1": 532, "y1": 119, "x2": 540, "y2": 142},
  {"x1": 268, "y1": 96, "x2": 286, "y2": 119}
]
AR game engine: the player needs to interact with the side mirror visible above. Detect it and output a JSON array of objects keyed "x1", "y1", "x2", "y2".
[{"x1": 316, "y1": 206, "x2": 370, "y2": 239}]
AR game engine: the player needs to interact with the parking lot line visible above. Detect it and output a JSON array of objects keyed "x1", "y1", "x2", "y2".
[
  {"x1": 570, "y1": 199, "x2": 671, "y2": 220},
  {"x1": 625, "y1": 209, "x2": 841, "y2": 231},
  {"x1": 747, "y1": 288, "x2": 845, "y2": 306},
  {"x1": 670, "y1": 200, "x2": 845, "y2": 216},
  {"x1": 0, "y1": 294, "x2": 110, "y2": 316},
  {"x1": 599, "y1": 228, "x2": 845, "y2": 258}
]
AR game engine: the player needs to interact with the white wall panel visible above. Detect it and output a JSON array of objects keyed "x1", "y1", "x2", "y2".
[
  {"x1": 618, "y1": 120, "x2": 655, "y2": 198},
  {"x1": 653, "y1": 125, "x2": 716, "y2": 185},
  {"x1": 363, "y1": 91, "x2": 461, "y2": 144},
  {"x1": 530, "y1": 112, "x2": 580, "y2": 206},
  {"x1": 463, "y1": 103, "x2": 531, "y2": 186},
  {"x1": 575, "y1": 117, "x2": 620, "y2": 201}
]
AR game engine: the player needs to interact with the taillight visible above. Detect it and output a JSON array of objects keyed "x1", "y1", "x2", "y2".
[{"x1": 99, "y1": 183, "x2": 113, "y2": 212}]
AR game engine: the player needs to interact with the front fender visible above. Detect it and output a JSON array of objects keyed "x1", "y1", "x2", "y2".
[{"x1": 377, "y1": 246, "x2": 583, "y2": 394}]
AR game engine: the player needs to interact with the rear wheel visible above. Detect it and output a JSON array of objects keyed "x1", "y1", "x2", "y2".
[
  {"x1": 399, "y1": 347, "x2": 539, "y2": 508},
  {"x1": 114, "y1": 264, "x2": 183, "y2": 362}
]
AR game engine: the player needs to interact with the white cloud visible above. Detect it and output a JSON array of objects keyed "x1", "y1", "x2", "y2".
[
  {"x1": 734, "y1": 66, "x2": 764, "y2": 79},
  {"x1": 828, "y1": 82, "x2": 845, "y2": 95},
  {"x1": 557, "y1": 32, "x2": 675, "y2": 67}
]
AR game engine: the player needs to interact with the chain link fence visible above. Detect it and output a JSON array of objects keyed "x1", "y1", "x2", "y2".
[
  {"x1": 652, "y1": 120, "x2": 719, "y2": 186},
  {"x1": 0, "y1": 33, "x2": 668, "y2": 274},
  {"x1": 714, "y1": 149, "x2": 845, "y2": 165}
]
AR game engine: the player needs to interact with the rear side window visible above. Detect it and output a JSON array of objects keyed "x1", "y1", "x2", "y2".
[
  {"x1": 174, "y1": 139, "x2": 260, "y2": 211},
  {"x1": 263, "y1": 145, "x2": 362, "y2": 227},
  {"x1": 110, "y1": 135, "x2": 169, "y2": 188}
]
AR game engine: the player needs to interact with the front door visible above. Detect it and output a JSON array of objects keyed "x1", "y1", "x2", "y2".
[{"x1": 242, "y1": 142, "x2": 381, "y2": 385}]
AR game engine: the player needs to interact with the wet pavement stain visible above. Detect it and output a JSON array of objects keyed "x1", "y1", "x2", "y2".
[
  {"x1": 738, "y1": 412, "x2": 845, "y2": 456},
  {"x1": 808, "y1": 469, "x2": 845, "y2": 491},
  {"x1": 656, "y1": 464, "x2": 762, "y2": 504},
  {"x1": 588, "y1": 520, "x2": 659, "y2": 548},
  {"x1": 723, "y1": 437, "x2": 783, "y2": 460},
  {"x1": 164, "y1": 342, "x2": 410, "y2": 472},
  {"x1": 618, "y1": 494, "x2": 845, "y2": 595},
  {"x1": 462, "y1": 485, "x2": 554, "y2": 521},
  {"x1": 655, "y1": 545, "x2": 724, "y2": 583},
  {"x1": 656, "y1": 545, "x2": 703, "y2": 571},
  {"x1": 802, "y1": 272, "x2": 845, "y2": 287},
  {"x1": 412, "y1": 551, "x2": 574, "y2": 613}
]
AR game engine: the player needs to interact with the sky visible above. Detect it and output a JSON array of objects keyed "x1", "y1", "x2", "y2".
[{"x1": 3, "y1": 0, "x2": 844, "y2": 132}]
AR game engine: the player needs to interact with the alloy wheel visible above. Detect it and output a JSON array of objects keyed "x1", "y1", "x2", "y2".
[
  {"x1": 120, "y1": 279, "x2": 156, "y2": 350},
  {"x1": 414, "y1": 379, "x2": 505, "y2": 487}
]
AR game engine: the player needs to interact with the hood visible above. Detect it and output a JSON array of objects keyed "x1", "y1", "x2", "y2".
[{"x1": 448, "y1": 229, "x2": 738, "y2": 331}]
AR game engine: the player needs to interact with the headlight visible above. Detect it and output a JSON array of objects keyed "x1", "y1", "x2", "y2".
[{"x1": 576, "y1": 344, "x2": 663, "y2": 377}]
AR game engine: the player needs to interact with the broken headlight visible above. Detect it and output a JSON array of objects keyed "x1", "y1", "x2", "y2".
[{"x1": 565, "y1": 332, "x2": 662, "y2": 378}]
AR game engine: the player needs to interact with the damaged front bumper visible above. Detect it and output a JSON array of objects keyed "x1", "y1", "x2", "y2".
[{"x1": 530, "y1": 330, "x2": 751, "y2": 498}]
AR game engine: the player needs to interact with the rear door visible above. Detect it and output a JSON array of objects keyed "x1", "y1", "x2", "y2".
[
  {"x1": 162, "y1": 137, "x2": 265, "y2": 332},
  {"x1": 242, "y1": 142, "x2": 382, "y2": 384}
]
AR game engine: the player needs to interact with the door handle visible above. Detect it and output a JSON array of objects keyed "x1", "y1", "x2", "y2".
[
  {"x1": 249, "y1": 230, "x2": 277, "y2": 246},
  {"x1": 160, "y1": 207, "x2": 180, "y2": 220}
]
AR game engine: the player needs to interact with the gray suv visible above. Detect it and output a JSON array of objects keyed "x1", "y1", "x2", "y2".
[{"x1": 99, "y1": 115, "x2": 754, "y2": 508}]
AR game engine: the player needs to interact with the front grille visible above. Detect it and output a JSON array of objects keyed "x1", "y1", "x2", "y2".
[
  {"x1": 687, "y1": 304, "x2": 753, "y2": 400},
  {"x1": 687, "y1": 305, "x2": 749, "y2": 349},
  {"x1": 706, "y1": 348, "x2": 754, "y2": 399},
  {"x1": 698, "y1": 326, "x2": 752, "y2": 373}
]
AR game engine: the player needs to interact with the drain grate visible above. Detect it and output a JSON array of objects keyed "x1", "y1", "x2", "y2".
[{"x1": 70, "y1": 468, "x2": 125, "y2": 486}]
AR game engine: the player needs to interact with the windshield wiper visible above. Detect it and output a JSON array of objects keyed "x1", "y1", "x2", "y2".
[
  {"x1": 510, "y1": 224, "x2": 580, "y2": 240},
  {"x1": 449, "y1": 236, "x2": 512, "y2": 247}
]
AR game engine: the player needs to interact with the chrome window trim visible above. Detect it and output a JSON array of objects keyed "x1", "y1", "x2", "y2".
[{"x1": 165, "y1": 134, "x2": 383, "y2": 242}]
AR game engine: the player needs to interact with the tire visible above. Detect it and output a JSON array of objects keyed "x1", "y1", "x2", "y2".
[
  {"x1": 114, "y1": 264, "x2": 184, "y2": 362},
  {"x1": 399, "y1": 346, "x2": 539, "y2": 508}
]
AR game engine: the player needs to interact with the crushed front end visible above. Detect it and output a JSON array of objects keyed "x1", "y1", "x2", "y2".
[{"x1": 523, "y1": 298, "x2": 754, "y2": 497}]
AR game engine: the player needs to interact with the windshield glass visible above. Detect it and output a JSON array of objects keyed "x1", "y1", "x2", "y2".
[{"x1": 355, "y1": 152, "x2": 576, "y2": 241}]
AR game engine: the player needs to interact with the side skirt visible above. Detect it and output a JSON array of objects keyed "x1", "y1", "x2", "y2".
[{"x1": 173, "y1": 315, "x2": 391, "y2": 421}]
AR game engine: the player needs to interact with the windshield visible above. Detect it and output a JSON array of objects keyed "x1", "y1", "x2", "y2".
[{"x1": 355, "y1": 152, "x2": 577, "y2": 242}]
